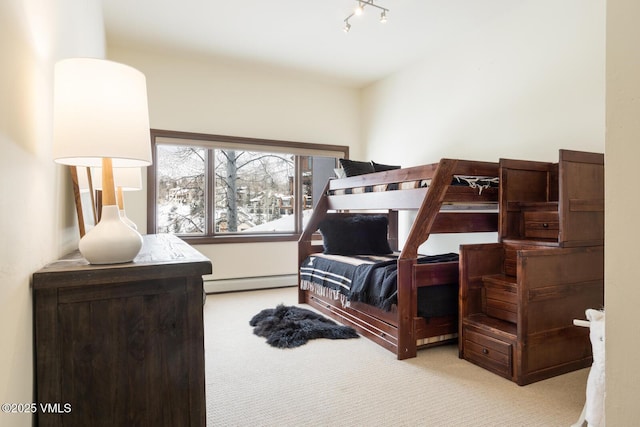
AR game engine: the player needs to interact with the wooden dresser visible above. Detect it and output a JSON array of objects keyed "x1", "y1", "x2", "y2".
[
  {"x1": 458, "y1": 150, "x2": 604, "y2": 385},
  {"x1": 32, "y1": 234, "x2": 212, "y2": 426}
]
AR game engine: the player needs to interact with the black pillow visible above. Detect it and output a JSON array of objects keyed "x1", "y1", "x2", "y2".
[
  {"x1": 371, "y1": 161, "x2": 401, "y2": 172},
  {"x1": 318, "y1": 215, "x2": 393, "y2": 255},
  {"x1": 339, "y1": 158, "x2": 375, "y2": 177}
]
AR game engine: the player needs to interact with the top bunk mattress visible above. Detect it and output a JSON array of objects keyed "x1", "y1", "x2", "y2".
[{"x1": 328, "y1": 175, "x2": 499, "y2": 196}]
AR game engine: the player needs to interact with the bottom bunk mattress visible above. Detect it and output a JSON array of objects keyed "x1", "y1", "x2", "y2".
[{"x1": 299, "y1": 252, "x2": 459, "y2": 319}]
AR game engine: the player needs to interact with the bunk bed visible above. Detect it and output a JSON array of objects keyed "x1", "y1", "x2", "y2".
[{"x1": 298, "y1": 158, "x2": 500, "y2": 360}]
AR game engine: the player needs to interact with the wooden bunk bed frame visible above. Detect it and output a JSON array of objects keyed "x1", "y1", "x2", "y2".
[{"x1": 298, "y1": 158, "x2": 500, "y2": 359}]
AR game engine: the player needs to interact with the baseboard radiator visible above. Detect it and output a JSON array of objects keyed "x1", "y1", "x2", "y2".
[{"x1": 204, "y1": 274, "x2": 298, "y2": 294}]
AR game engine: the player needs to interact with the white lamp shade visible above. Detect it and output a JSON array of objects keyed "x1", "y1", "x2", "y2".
[
  {"x1": 53, "y1": 58, "x2": 152, "y2": 167},
  {"x1": 92, "y1": 167, "x2": 142, "y2": 191}
]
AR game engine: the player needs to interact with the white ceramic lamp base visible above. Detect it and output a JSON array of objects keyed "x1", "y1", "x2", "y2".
[{"x1": 79, "y1": 205, "x2": 143, "y2": 264}]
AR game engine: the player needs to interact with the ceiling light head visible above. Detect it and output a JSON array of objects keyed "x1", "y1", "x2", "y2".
[{"x1": 342, "y1": 1, "x2": 389, "y2": 32}]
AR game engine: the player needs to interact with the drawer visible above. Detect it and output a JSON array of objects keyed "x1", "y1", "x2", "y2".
[
  {"x1": 523, "y1": 211, "x2": 559, "y2": 239},
  {"x1": 483, "y1": 276, "x2": 517, "y2": 323},
  {"x1": 464, "y1": 328, "x2": 513, "y2": 379}
]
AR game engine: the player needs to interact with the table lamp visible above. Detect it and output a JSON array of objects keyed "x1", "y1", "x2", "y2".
[
  {"x1": 53, "y1": 58, "x2": 152, "y2": 264},
  {"x1": 71, "y1": 166, "x2": 98, "y2": 237},
  {"x1": 92, "y1": 167, "x2": 143, "y2": 229}
]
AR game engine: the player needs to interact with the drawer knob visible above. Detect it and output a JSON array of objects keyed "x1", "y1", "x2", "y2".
[
  {"x1": 482, "y1": 348, "x2": 489, "y2": 355},
  {"x1": 542, "y1": 223, "x2": 549, "y2": 228}
]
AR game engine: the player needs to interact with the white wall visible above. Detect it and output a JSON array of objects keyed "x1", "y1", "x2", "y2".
[
  {"x1": 107, "y1": 45, "x2": 362, "y2": 281},
  {"x1": 363, "y1": 0, "x2": 604, "y2": 165},
  {"x1": 0, "y1": 0, "x2": 105, "y2": 425},
  {"x1": 362, "y1": 0, "x2": 605, "y2": 255},
  {"x1": 605, "y1": 0, "x2": 640, "y2": 423}
]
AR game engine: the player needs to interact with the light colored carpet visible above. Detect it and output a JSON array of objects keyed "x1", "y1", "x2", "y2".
[{"x1": 204, "y1": 286, "x2": 587, "y2": 427}]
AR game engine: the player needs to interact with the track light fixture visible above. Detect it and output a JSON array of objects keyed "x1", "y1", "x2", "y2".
[{"x1": 343, "y1": 0, "x2": 389, "y2": 32}]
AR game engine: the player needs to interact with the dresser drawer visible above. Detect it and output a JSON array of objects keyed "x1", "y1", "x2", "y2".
[
  {"x1": 464, "y1": 328, "x2": 513, "y2": 379},
  {"x1": 523, "y1": 211, "x2": 559, "y2": 239}
]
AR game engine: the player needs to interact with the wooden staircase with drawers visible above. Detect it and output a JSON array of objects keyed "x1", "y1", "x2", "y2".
[{"x1": 458, "y1": 150, "x2": 604, "y2": 385}]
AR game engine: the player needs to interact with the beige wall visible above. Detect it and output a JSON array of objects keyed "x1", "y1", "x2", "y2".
[
  {"x1": 107, "y1": 45, "x2": 362, "y2": 281},
  {"x1": 605, "y1": 0, "x2": 640, "y2": 423},
  {"x1": 362, "y1": 0, "x2": 605, "y2": 255},
  {"x1": 0, "y1": 0, "x2": 105, "y2": 425}
]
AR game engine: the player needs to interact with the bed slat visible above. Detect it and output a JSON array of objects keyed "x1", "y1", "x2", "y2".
[
  {"x1": 414, "y1": 261, "x2": 459, "y2": 287},
  {"x1": 431, "y1": 212, "x2": 498, "y2": 234}
]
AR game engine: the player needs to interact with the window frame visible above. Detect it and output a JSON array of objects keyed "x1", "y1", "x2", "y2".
[{"x1": 147, "y1": 129, "x2": 348, "y2": 244}]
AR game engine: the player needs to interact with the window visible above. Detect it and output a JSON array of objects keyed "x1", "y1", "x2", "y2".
[{"x1": 148, "y1": 129, "x2": 348, "y2": 243}]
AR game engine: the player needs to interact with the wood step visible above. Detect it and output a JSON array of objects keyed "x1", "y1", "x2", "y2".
[
  {"x1": 501, "y1": 243, "x2": 554, "y2": 276},
  {"x1": 463, "y1": 314, "x2": 517, "y2": 340},
  {"x1": 483, "y1": 273, "x2": 517, "y2": 287},
  {"x1": 482, "y1": 274, "x2": 517, "y2": 324},
  {"x1": 519, "y1": 201, "x2": 559, "y2": 211}
]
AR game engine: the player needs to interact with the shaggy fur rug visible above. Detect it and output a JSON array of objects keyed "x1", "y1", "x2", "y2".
[{"x1": 249, "y1": 304, "x2": 359, "y2": 348}]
